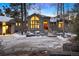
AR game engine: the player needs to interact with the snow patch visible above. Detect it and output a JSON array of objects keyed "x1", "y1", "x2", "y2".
[
  {"x1": 57, "y1": 36, "x2": 68, "y2": 41},
  {"x1": 0, "y1": 16, "x2": 13, "y2": 22},
  {"x1": 0, "y1": 33, "x2": 71, "y2": 52},
  {"x1": 12, "y1": 33, "x2": 26, "y2": 37}
]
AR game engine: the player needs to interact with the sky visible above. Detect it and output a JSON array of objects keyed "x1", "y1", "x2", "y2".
[{"x1": 0, "y1": 3, "x2": 74, "y2": 17}]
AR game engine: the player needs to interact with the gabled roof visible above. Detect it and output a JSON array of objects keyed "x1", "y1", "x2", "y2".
[
  {"x1": 27, "y1": 13, "x2": 51, "y2": 18},
  {"x1": 0, "y1": 16, "x2": 13, "y2": 22},
  {"x1": 50, "y1": 17, "x2": 58, "y2": 22}
]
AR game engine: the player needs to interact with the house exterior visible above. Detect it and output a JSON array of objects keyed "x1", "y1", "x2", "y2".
[
  {"x1": 50, "y1": 12, "x2": 78, "y2": 33},
  {"x1": 0, "y1": 16, "x2": 15, "y2": 35},
  {"x1": 50, "y1": 16, "x2": 70, "y2": 32},
  {"x1": 0, "y1": 13, "x2": 73, "y2": 35},
  {"x1": 12, "y1": 13, "x2": 51, "y2": 34},
  {"x1": 27, "y1": 13, "x2": 51, "y2": 33},
  {"x1": 26, "y1": 13, "x2": 78, "y2": 33}
]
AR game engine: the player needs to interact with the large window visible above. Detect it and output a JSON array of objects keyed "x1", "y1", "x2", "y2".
[
  {"x1": 16, "y1": 22, "x2": 21, "y2": 26},
  {"x1": 30, "y1": 16, "x2": 39, "y2": 29},
  {"x1": 2, "y1": 22, "x2": 8, "y2": 35},
  {"x1": 58, "y1": 22, "x2": 64, "y2": 28}
]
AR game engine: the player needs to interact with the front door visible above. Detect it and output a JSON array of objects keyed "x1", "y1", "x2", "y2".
[{"x1": 43, "y1": 21, "x2": 48, "y2": 30}]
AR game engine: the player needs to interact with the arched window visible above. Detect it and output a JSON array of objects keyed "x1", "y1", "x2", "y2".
[{"x1": 30, "y1": 16, "x2": 40, "y2": 29}]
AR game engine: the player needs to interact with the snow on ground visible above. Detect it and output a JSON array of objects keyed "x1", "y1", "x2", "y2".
[
  {"x1": 0, "y1": 33, "x2": 71, "y2": 53},
  {"x1": 57, "y1": 36, "x2": 69, "y2": 41}
]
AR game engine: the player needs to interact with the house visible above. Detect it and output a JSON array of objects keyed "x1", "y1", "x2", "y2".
[
  {"x1": 50, "y1": 12, "x2": 78, "y2": 33},
  {"x1": 50, "y1": 17, "x2": 58, "y2": 31},
  {"x1": 1, "y1": 13, "x2": 70, "y2": 35},
  {"x1": 15, "y1": 13, "x2": 70, "y2": 34},
  {"x1": 50, "y1": 15, "x2": 70, "y2": 32},
  {"x1": 0, "y1": 16, "x2": 14, "y2": 35},
  {"x1": 27, "y1": 13, "x2": 51, "y2": 33}
]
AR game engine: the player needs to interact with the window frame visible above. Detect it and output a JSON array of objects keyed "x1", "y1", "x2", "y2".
[{"x1": 30, "y1": 16, "x2": 40, "y2": 29}]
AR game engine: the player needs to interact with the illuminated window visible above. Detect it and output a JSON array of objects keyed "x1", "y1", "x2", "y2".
[
  {"x1": 35, "y1": 25, "x2": 38, "y2": 28},
  {"x1": 2, "y1": 26, "x2": 6, "y2": 34},
  {"x1": 16, "y1": 23, "x2": 18, "y2": 26},
  {"x1": 32, "y1": 25, "x2": 34, "y2": 28},
  {"x1": 31, "y1": 16, "x2": 35, "y2": 21},
  {"x1": 37, "y1": 25, "x2": 39, "y2": 28},
  {"x1": 31, "y1": 21, "x2": 34, "y2": 24},
  {"x1": 6, "y1": 26, "x2": 8, "y2": 30},
  {"x1": 16, "y1": 23, "x2": 21, "y2": 26},
  {"x1": 2, "y1": 22, "x2": 8, "y2": 35},
  {"x1": 19, "y1": 23, "x2": 21, "y2": 26},
  {"x1": 3, "y1": 22, "x2": 6, "y2": 25},
  {"x1": 43, "y1": 21, "x2": 48, "y2": 24},
  {"x1": 58, "y1": 22, "x2": 63, "y2": 28},
  {"x1": 31, "y1": 25, "x2": 32, "y2": 28},
  {"x1": 35, "y1": 16, "x2": 39, "y2": 20},
  {"x1": 30, "y1": 16, "x2": 40, "y2": 29}
]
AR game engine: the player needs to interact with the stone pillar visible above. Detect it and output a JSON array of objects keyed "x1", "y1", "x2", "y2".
[
  {"x1": 11, "y1": 25, "x2": 15, "y2": 34},
  {"x1": 40, "y1": 17, "x2": 44, "y2": 33}
]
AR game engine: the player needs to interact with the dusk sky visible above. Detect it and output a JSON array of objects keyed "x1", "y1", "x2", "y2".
[{"x1": 0, "y1": 3, "x2": 74, "y2": 17}]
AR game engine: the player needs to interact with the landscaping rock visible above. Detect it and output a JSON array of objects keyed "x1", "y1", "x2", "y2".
[{"x1": 63, "y1": 43, "x2": 79, "y2": 52}]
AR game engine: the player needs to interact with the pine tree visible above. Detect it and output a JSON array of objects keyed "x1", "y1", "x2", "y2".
[
  {"x1": 72, "y1": 3, "x2": 79, "y2": 40},
  {"x1": 0, "y1": 9, "x2": 4, "y2": 16}
]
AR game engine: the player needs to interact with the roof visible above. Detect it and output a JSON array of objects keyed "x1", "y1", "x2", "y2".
[
  {"x1": 0, "y1": 16, "x2": 13, "y2": 22},
  {"x1": 50, "y1": 17, "x2": 57, "y2": 22},
  {"x1": 27, "y1": 13, "x2": 51, "y2": 18}
]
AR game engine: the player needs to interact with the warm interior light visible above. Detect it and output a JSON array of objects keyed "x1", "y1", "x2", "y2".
[
  {"x1": 32, "y1": 25, "x2": 34, "y2": 28},
  {"x1": 6, "y1": 26, "x2": 8, "y2": 30},
  {"x1": 3, "y1": 22, "x2": 6, "y2": 25},
  {"x1": 43, "y1": 21, "x2": 48, "y2": 30},
  {"x1": 30, "y1": 16, "x2": 40, "y2": 29},
  {"x1": 2, "y1": 22, "x2": 8, "y2": 35},
  {"x1": 43, "y1": 22, "x2": 48, "y2": 24},
  {"x1": 19, "y1": 23, "x2": 21, "y2": 26},
  {"x1": 35, "y1": 16, "x2": 39, "y2": 20},
  {"x1": 16, "y1": 23, "x2": 18, "y2": 26},
  {"x1": 31, "y1": 25, "x2": 32, "y2": 28},
  {"x1": 37, "y1": 25, "x2": 39, "y2": 28},
  {"x1": 31, "y1": 16, "x2": 35, "y2": 21},
  {"x1": 58, "y1": 22, "x2": 63, "y2": 28},
  {"x1": 2, "y1": 26, "x2": 6, "y2": 34}
]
